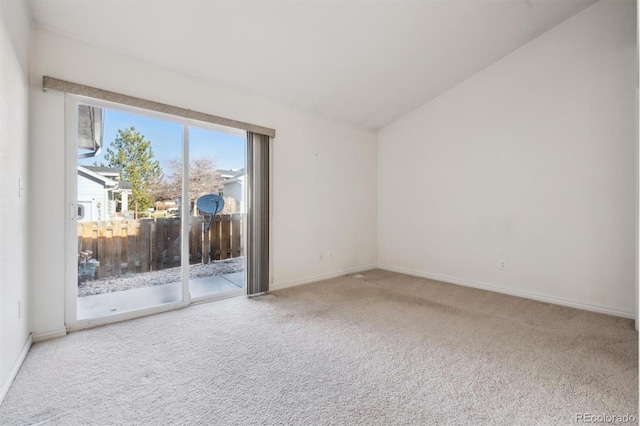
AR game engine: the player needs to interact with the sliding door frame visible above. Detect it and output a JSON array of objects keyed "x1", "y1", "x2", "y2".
[{"x1": 64, "y1": 94, "x2": 248, "y2": 331}]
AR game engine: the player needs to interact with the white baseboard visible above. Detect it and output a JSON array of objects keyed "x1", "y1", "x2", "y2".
[
  {"x1": 270, "y1": 265, "x2": 377, "y2": 292},
  {"x1": 32, "y1": 327, "x2": 68, "y2": 342},
  {"x1": 0, "y1": 334, "x2": 32, "y2": 406},
  {"x1": 377, "y1": 264, "x2": 635, "y2": 319}
]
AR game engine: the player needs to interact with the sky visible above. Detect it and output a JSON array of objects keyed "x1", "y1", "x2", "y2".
[{"x1": 78, "y1": 108, "x2": 246, "y2": 173}]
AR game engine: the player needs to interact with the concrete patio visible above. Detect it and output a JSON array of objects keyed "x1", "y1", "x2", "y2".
[{"x1": 78, "y1": 272, "x2": 245, "y2": 320}]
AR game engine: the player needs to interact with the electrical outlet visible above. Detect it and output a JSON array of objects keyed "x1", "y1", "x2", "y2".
[
  {"x1": 319, "y1": 252, "x2": 324, "y2": 262},
  {"x1": 499, "y1": 259, "x2": 507, "y2": 271},
  {"x1": 327, "y1": 250, "x2": 333, "y2": 260},
  {"x1": 18, "y1": 178, "x2": 24, "y2": 198}
]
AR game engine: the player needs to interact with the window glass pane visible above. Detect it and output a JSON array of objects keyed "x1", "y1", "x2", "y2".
[
  {"x1": 76, "y1": 106, "x2": 184, "y2": 320},
  {"x1": 187, "y1": 126, "x2": 246, "y2": 298}
]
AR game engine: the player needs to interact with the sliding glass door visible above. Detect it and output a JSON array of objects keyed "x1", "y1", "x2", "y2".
[
  {"x1": 69, "y1": 97, "x2": 246, "y2": 325},
  {"x1": 188, "y1": 126, "x2": 246, "y2": 299}
]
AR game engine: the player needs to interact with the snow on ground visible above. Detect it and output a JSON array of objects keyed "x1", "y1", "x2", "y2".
[{"x1": 78, "y1": 257, "x2": 245, "y2": 297}]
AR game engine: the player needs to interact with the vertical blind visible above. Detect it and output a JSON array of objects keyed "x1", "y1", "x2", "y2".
[{"x1": 246, "y1": 132, "x2": 270, "y2": 295}]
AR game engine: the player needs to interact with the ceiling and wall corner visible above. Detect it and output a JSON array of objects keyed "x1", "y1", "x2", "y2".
[
  {"x1": 378, "y1": 0, "x2": 637, "y2": 317},
  {"x1": 26, "y1": 0, "x2": 597, "y2": 130}
]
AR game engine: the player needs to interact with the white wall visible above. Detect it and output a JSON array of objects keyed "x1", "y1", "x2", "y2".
[
  {"x1": 378, "y1": 0, "x2": 637, "y2": 317},
  {"x1": 0, "y1": 0, "x2": 31, "y2": 400},
  {"x1": 29, "y1": 29, "x2": 377, "y2": 333}
]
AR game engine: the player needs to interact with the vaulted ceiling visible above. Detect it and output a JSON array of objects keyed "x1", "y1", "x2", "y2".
[{"x1": 27, "y1": 0, "x2": 597, "y2": 130}]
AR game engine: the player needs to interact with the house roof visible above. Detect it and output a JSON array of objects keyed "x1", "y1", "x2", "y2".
[
  {"x1": 84, "y1": 165, "x2": 119, "y2": 176},
  {"x1": 78, "y1": 165, "x2": 117, "y2": 187},
  {"x1": 217, "y1": 168, "x2": 245, "y2": 179},
  {"x1": 78, "y1": 105, "x2": 102, "y2": 154},
  {"x1": 222, "y1": 177, "x2": 243, "y2": 186},
  {"x1": 78, "y1": 165, "x2": 132, "y2": 191}
]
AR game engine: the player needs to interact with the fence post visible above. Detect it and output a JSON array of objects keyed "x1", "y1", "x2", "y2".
[
  {"x1": 189, "y1": 216, "x2": 201, "y2": 264},
  {"x1": 155, "y1": 218, "x2": 165, "y2": 271},
  {"x1": 166, "y1": 217, "x2": 174, "y2": 268},
  {"x1": 212, "y1": 216, "x2": 221, "y2": 260},
  {"x1": 220, "y1": 214, "x2": 231, "y2": 259},
  {"x1": 115, "y1": 222, "x2": 124, "y2": 276},
  {"x1": 126, "y1": 221, "x2": 136, "y2": 273},
  {"x1": 140, "y1": 219, "x2": 150, "y2": 273},
  {"x1": 231, "y1": 213, "x2": 241, "y2": 258},
  {"x1": 109, "y1": 223, "x2": 117, "y2": 276}
]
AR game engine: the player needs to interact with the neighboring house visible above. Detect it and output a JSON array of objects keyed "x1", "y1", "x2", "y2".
[
  {"x1": 216, "y1": 168, "x2": 241, "y2": 193},
  {"x1": 217, "y1": 168, "x2": 244, "y2": 213},
  {"x1": 216, "y1": 168, "x2": 243, "y2": 181},
  {"x1": 77, "y1": 166, "x2": 132, "y2": 222}
]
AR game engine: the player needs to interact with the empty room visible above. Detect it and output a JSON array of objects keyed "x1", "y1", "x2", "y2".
[{"x1": 0, "y1": 0, "x2": 638, "y2": 424}]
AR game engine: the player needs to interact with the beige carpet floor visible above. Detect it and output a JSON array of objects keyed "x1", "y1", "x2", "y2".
[{"x1": 0, "y1": 269, "x2": 637, "y2": 425}]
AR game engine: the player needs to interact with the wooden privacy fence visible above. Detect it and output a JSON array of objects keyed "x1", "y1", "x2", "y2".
[{"x1": 77, "y1": 214, "x2": 243, "y2": 279}]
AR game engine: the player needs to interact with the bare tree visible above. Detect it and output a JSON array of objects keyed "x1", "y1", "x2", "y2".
[
  {"x1": 220, "y1": 196, "x2": 238, "y2": 215},
  {"x1": 153, "y1": 157, "x2": 221, "y2": 215},
  {"x1": 188, "y1": 158, "x2": 222, "y2": 201},
  {"x1": 149, "y1": 174, "x2": 173, "y2": 204}
]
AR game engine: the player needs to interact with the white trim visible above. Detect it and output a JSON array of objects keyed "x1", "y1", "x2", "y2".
[
  {"x1": 77, "y1": 165, "x2": 117, "y2": 187},
  {"x1": 181, "y1": 122, "x2": 191, "y2": 305},
  {"x1": 243, "y1": 135, "x2": 249, "y2": 296},
  {"x1": 188, "y1": 119, "x2": 246, "y2": 140},
  {"x1": 191, "y1": 289, "x2": 243, "y2": 304},
  {"x1": 377, "y1": 264, "x2": 635, "y2": 319},
  {"x1": 65, "y1": 94, "x2": 79, "y2": 327},
  {"x1": 635, "y1": 2, "x2": 639, "y2": 331},
  {"x1": 268, "y1": 136, "x2": 273, "y2": 292},
  {"x1": 0, "y1": 335, "x2": 32, "y2": 405},
  {"x1": 68, "y1": 302, "x2": 188, "y2": 332},
  {"x1": 270, "y1": 265, "x2": 377, "y2": 291},
  {"x1": 32, "y1": 327, "x2": 68, "y2": 342},
  {"x1": 70, "y1": 289, "x2": 246, "y2": 333}
]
